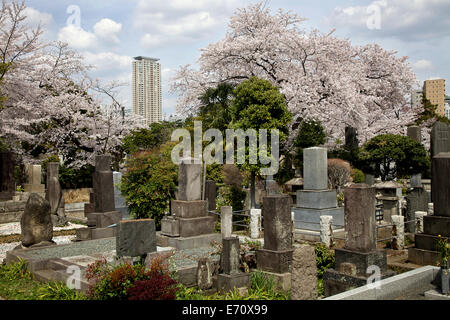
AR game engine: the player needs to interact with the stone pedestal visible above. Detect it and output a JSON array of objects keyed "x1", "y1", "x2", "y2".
[
  {"x1": 409, "y1": 153, "x2": 450, "y2": 266},
  {"x1": 323, "y1": 184, "x2": 394, "y2": 296},
  {"x1": 405, "y1": 187, "x2": 428, "y2": 233}
]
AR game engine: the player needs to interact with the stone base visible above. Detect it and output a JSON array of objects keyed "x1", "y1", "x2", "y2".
[
  {"x1": 161, "y1": 216, "x2": 180, "y2": 237},
  {"x1": 293, "y1": 207, "x2": 344, "y2": 231},
  {"x1": 408, "y1": 247, "x2": 440, "y2": 266},
  {"x1": 258, "y1": 271, "x2": 292, "y2": 292},
  {"x1": 415, "y1": 233, "x2": 449, "y2": 252},
  {"x1": 256, "y1": 249, "x2": 293, "y2": 273},
  {"x1": 156, "y1": 232, "x2": 221, "y2": 250},
  {"x1": 178, "y1": 216, "x2": 215, "y2": 237},
  {"x1": 86, "y1": 211, "x2": 121, "y2": 228},
  {"x1": 334, "y1": 248, "x2": 388, "y2": 276},
  {"x1": 171, "y1": 200, "x2": 207, "y2": 218},
  {"x1": 217, "y1": 273, "x2": 250, "y2": 293},
  {"x1": 296, "y1": 190, "x2": 338, "y2": 209},
  {"x1": 323, "y1": 268, "x2": 396, "y2": 297},
  {"x1": 76, "y1": 226, "x2": 116, "y2": 241},
  {"x1": 424, "y1": 216, "x2": 450, "y2": 237},
  {"x1": 23, "y1": 184, "x2": 45, "y2": 193}
]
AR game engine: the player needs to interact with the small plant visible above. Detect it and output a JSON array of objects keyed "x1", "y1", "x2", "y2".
[
  {"x1": 351, "y1": 168, "x2": 365, "y2": 183},
  {"x1": 0, "y1": 259, "x2": 32, "y2": 280},
  {"x1": 436, "y1": 235, "x2": 450, "y2": 267},
  {"x1": 315, "y1": 243, "x2": 335, "y2": 296},
  {"x1": 37, "y1": 281, "x2": 87, "y2": 300},
  {"x1": 127, "y1": 272, "x2": 178, "y2": 300}
]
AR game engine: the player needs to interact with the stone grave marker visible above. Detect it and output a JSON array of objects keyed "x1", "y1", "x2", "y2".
[
  {"x1": 217, "y1": 237, "x2": 250, "y2": 292},
  {"x1": 45, "y1": 162, "x2": 67, "y2": 226},
  {"x1": 291, "y1": 244, "x2": 318, "y2": 300},
  {"x1": 24, "y1": 164, "x2": 45, "y2": 193},
  {"x1": 116, "y1": 219, "x2": 156, "y2": 258}
]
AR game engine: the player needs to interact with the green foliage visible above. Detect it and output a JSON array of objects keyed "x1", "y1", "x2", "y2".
[
  {"x1": 206, "y1": 163, "x2": 224, "y2": 184},
  {"x1": 275, "y1": 153, "x2": 296, "y2": 185},
  {"x1": 436, "y1": 235, "x2": 450, "y2": 267},
  {"x1": 0, "y1": 259, "x2": 32, "y2": 281},
  {"x1": 416, "y1": 94, "x2": 450, "y2": 125},
  {"x1": 219, "y1": 185, "x2": 247, "y2": 212},
  {"x1": 41, "y1": 155, "x2": 94, "y2": 189},
  {"x1": 176, "y1": 270, "x2": 289, "y2": 300},
  {"x1": 121, "y1": 142, "x2": 178, "y2": 228},
  {"x1": 359, "y1": 134, "x2": 430, "y2": 181},
  {"x1": 294, "y1": 119, "x2": 326, "y2": 167},
  {"x1": 351, "y1": 168, "x2": 365, "y2": 183},
  {"x1": 37, "y1": 281, "x2": 87, "y2": 300},
  {"x1": 199, "y1": 82, "x2": 235, "y2": 132},
  {"x1": 122, "y1": 120, "x2": 184, "y2": 154},
  {"x1": 315, "y1": 243, "x2": 335, "y2": 279}
]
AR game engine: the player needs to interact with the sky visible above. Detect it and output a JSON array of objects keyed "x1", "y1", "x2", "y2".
[{"x1": 25, "y1": 0, "x2": 450, "y2": 117}]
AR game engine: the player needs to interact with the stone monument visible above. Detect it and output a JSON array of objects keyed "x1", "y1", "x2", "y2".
[
  {"x1": 293, "y1": 147, "x2": 344, "y2": 231},
  {"x1": 116, "y1": 219, "x2": 156, "y2": 259},
  {"x1": 431, "y1": 122, "x2": 450, "y2": 202},
  {"x1": 76, "y1": 155, "x2": 121, "y2": 241},
  {"x1": 45, "y1": 162, "x2": 67, "y2": 226},
  {"x1": 345, "y1": 126, "x2": 359, "y2": 150},
  {"x1": 24, "y1": 164, "x2": 45, "y2": 193},
  {"x1": 158, "y1": 158, "x2": 220, "y2": 249},
  {"x1": 19, "y1": 193, "x2": 55, "y2": 248},
  {"x1": 409, "y1": 153, "x2": 450, "y2": 265},
  {"x1": 0, "y1": 151, "x2": 15, "y2": 201},
  {"x1": 217, "y1": 237, "x2": 250, "y2": 293},
  {"x1": 323, "y1": 184, "x2": 395, "y2": 296},
  {"x1": 407, "y1": 126, "x2": 423, "y2": 188},
  {"x1": 256, "y1": 195, "x2": 293, "y2": 292}
]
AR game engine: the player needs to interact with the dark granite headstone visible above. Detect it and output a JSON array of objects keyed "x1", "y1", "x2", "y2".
[
  {"x1": 205, "y1": 180, "x2": 216, "y2": 211},
  {"x1": 432, "y1": 153, "x2": 450, "y2": 217},
  {"x1": 221, "y1": 237, "x2": 240, "y2": 275},
  {"x1": 345, "y1": 126, "x2": 359, "y2": 150},
  {"x1": 93, "y1": 155, "x2": 116, "y2": 213},
  {"x1": 431, "y1": 122, "x2": 450, "y2": 157},
  {"x1": 0, "y1": 151, "x2": 15, "y2": 201}
]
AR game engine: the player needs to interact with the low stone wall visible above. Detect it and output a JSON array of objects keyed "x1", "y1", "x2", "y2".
[{"x1": 0, "y1": 200, "x2": 27, "y2": 223}]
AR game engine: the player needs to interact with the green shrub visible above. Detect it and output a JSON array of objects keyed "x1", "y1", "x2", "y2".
[
  {"x1": 315, "y1": 243, "x2": 335, "y2": 279},
  {"x1": 351, "y1": 168, "x2": 365, "y2": 183},
  {"x1": 121, "y1": 142, "x2": 178, "y2": 228},
  {"x1": 37, "y1": 281, "x2": 87, "y2": 300}
]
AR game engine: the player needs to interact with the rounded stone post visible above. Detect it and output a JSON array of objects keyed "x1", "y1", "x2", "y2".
[
  {"x1": 415, "y1": 211, "x2": 427, "y2": 233},
  {"x1": 391, "y1": 215, "x2": 405, "y2": 250},
  {"x1": 250, "y1": 208, "x2": 261, "y2": 239},
  {"x1": 221, "y1": 206, "x2": 233, "y2": 239},
  {"x1": 320, "y1": 215, "x2": 333, "y2": 248},
  {"x1": 428, "y1": 203, "x2": 434, "y2": 216}
]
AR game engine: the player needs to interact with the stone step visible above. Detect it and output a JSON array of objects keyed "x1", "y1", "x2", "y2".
[
  {"x1": 424, "y1": 216, "x2": 450, "y2": 237},
  {"x1": 408, "y1": 247, "x2": 440, "y2": 266},
  {"x1": 33, "y1": 269, "x2": 60, "y2": 282}
]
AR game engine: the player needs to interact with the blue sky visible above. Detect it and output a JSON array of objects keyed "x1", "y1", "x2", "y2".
[{"x1": 26, "y1": 0, "x2": 450, "y2": 117}]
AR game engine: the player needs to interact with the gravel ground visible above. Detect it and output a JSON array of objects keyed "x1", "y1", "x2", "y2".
[{"x1": 0, "y1": 222, "x2": 86, "y2": 236}]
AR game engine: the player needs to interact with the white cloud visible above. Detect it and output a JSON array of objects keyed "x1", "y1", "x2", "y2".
[
  {"x1": 134, "y1": 0, "x2": 242, "y2": 49},
  {"x1": 24, "y1": 7, "x2": 53, "y2": 27},
  {"x1": 83, "y1": 52, "x2": 132, "y2": 71},
  {"x1": 329, "y1": 0, "x2": 450, "y2": 41},
  {"x1": 57, "y1": 25, "x2": 97, "y2": 49},
  {"x1": 413, "y1": 59, "x2": 434, "y2": 71},
  {"x1": 93, "y1": 19, "x2": 122, "y2": 44}
]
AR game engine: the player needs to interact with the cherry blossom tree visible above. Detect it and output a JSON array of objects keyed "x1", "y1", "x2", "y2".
[
  {"x1": 0, "y1": 0, "x2": 143, "y2": 167},
  {"x1": 171, "y1": 2, "x2": 421, "y2": 147}
]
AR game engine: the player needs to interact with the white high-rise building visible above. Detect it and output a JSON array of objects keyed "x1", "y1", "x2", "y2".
[{"x1": 132, "y1": 56, "x2": 162, "y2": 125}]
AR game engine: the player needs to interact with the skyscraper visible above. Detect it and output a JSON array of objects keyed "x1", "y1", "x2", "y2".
[
  {"x1": 132, "y1": 56, "x2": 162, "y2": 125},
  {"x1": 423, "y1": 78, "x2": 445, "y2": 117}
]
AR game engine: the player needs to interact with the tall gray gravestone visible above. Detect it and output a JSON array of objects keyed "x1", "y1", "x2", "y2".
[
  {"x1": 409, "y1": 153, "x2": 450, "y2": 266},
  {"x1": 77, "y1": 155, "x2": 121, "y2": 241},
  {"x1": 293, "y1": 147, "x2": 344, "y2": 231},
  {"x1": 0, "y1": 151, "x2": 15, "y2": 201},
  {"x1": 159, "y1": 158, "x2": 220, "y2": 249},
  {"x1": 407, "y1": 126, "x2": 423, "y2": 188},
  {"x1": 431, "y1": 122, "x2": 450, "y2": 202},
  {"x1": 323, "y1": 184, "x2": 394, "y2": 297},
  {"x1": 24, "y1": 164, "x2": 45, "y2": 193},
  {"x1": 345, "y1": 126, "x2": 359, "y2": 150},
  {"x1": 256, "y1": 195, "x2": 294, "y2": 291}
]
